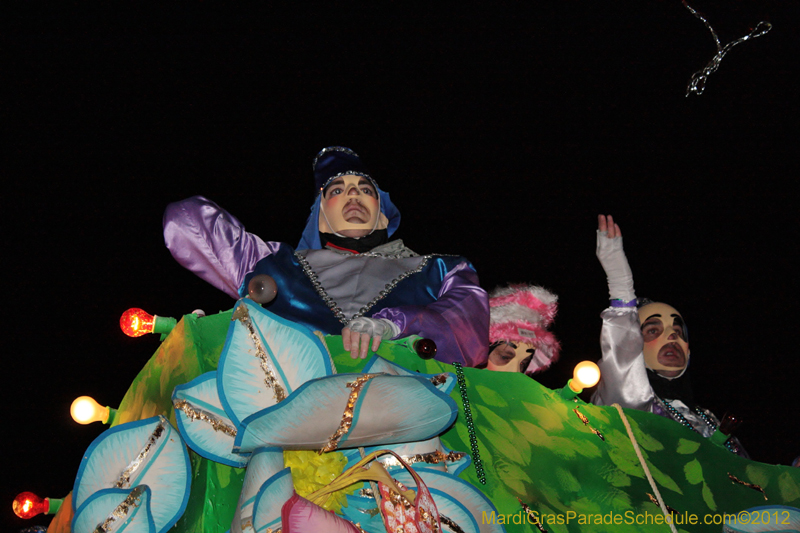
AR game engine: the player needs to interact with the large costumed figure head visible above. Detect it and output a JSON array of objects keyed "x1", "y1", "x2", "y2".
[
  {"x1": 486, "y1": 284, "x2": 561, "y2": 374},
  {"x1": 298, "y1": 147, "x2": 401, "y2": 251},
  {"x1": 638, "y1": 301, "x2": 690, "y2": 379}
]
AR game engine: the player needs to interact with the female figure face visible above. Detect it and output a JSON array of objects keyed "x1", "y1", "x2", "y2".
[{"x1": 487, "y1": 341, "x2": 535, "y2": 373}]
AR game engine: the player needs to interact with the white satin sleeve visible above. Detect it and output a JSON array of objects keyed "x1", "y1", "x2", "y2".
[{"x1": 590, "y1": 306, "x2": 654, "y2": 411}]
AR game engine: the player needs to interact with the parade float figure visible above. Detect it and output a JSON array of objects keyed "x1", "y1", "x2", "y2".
[
  {"x1": 163, "y1": 146, "x2": 489, "y2": 366},
  {"x1": 485, "y1": 284, "x2": 561, "y2": 374},
  {"x1": 591, "y1": 214, "x2": 747, "y2": 456},
  {"x1": 33, "y1": 194, "x2": 800, "y2": 533}
]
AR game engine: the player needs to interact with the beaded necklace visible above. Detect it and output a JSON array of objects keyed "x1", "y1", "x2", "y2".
[
  {"x1": 660, "y1": 398, "x2": 736, "y2": 453},
  {"x1": 453, "y1": 362, "x2": 486, "y2": 484}
]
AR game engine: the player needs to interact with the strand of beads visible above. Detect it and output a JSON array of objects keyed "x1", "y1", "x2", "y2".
[
  {"x1": 662, "y1": 399, "x2": 736, "y2": 453},
  {"x1": 453, "y1": 362, "x2": 486, "y2": 484}
]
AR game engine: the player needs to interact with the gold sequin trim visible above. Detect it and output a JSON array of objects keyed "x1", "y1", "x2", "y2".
[
  {"x1": 439, "y1": 514, "x2": 466, "y2": 533},
  {"x1": 429, "y1": 374, "x2": 448, "y2": 387},
  {"x1": 728, "y1": 473, "x2": 768, "y2": 500},
  {"x1": 93, "y1": 485, "x2": 145, "y2": 533},
  {"x1": 115, "y1": 418, "x2": 166, "y2": 488},
  {"x1": 517, "y1": 498, "x2": 548, "y2": 533},
  {"x1": 173, "y1": 399, "x2": 237, "y2": 437},
  {"x1": 233, "y1": 304, "x2": 287, "y2": 403},
  {"x1": 319, "y1": 374, "x2": 378, "y2": 453},
  {"x1": 386, "y1": 486, "x2": 414, "y2": 510},
  {"x1": 573, "y1": 407, "x2": 605, "y2": 441},
  {"x1": 572, "y1": 408, "x2": 589, "y2": 425},
  {"x1": 646, "y1": 492, "x2": 679, "y2": 514},
  {"x1": 379, "y1": 450, "x2": 465, "y2": 470}
]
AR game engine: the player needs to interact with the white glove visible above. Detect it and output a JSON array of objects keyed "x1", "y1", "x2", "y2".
[
  {"x1": 347, "y1": 317, "x2": 401, "y2": 339},
  {"x1": 342, "y1": 317, "x2": 401, "y2": 359},
  {"x1": 596, "y1": 227, "x2": 636, "y2": 303}
]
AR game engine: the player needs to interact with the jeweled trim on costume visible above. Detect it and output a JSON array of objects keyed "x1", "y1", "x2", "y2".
[
  {"x1": 319, "y1": 171, "x2": 375, "y2": 193},
  {"x1": 115, "y1": 418, "x2": 166, "y2": 488},
  {"x1": 658, "y1": 398, "x2": 738, "y2": 453},
  {"x1": 93, "y1": 485, "x2": 146, "y2": 533},
  {"x1": 319, "y1": 374, "x2": 378, "y2": 453},
  {"x1": 312, "y1": 146, "x2": 359, "y2": 170},
  {"x1": 294, "y1": 251, "x2": 436, "y2": 326},
  {"x1": 379, "y1": 449, "x2": 466, "y2": 470},
  {"x1": 173, "y1": 399, "x2": 237, "y2": 437},
  {"x1": 232, "y1": 305, "x2": 287, "y2": 403}
]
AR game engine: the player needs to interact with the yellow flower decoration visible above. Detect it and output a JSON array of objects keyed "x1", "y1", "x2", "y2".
[{"x1": 283, "y1": 450, "x2": 362, "y2": 513}]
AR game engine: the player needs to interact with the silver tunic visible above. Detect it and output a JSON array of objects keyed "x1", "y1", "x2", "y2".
[{"x1": 297, "y1": 240, "x2": 426, "y2": 323}]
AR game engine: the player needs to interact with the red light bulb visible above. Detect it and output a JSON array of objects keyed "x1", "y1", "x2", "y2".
[
  {"x1": 120, "y1": 308, "x2": 155, "y2": 337},
  {"x1": 13, "y1": 492, "x2": 47, "y2": 519}
]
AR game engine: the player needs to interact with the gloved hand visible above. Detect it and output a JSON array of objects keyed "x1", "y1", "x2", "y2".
[
  {"x1": 342, "y1": 317, "x2": 401, "y2": 359},
  {"x1": 596, "y1": 214, "x2": 636, "y2": 303}
]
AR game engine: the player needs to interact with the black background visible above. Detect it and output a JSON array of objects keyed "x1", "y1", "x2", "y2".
[{"x1": 5, "y1": 2, "x2": 799, "y2": 530}]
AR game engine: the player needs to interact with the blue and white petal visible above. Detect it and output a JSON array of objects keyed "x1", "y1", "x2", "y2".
[
  {"x1": 217, "y1": 299, "x2": 333, "y2": 427},
  {"x1": 173, "y1": 371, "x2": 246, "y2": 468}
]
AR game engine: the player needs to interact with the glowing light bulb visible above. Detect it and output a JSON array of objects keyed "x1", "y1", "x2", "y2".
[
  {"x1": 571, "y1": 361, "x2": 601, "y2": 391},
  {"x1": 70, "y1": 396, "x2": 111, "y2": 425},
  {"x1": 13, "y1": 492, "x2": 47, "y2": 519},
  {"x1": 120, "y1": 308, "x2": 155, "y2": 337},
  {"x1": 120, "y1": 308, "x2": 177, "y2": 338},
  {"x1": 559, "y1": 361, "x2": 601, "y2": 400}
]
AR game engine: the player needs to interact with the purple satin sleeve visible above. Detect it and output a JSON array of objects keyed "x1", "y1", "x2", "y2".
[
  {"x1": 372, "y1": 262, "x2": 489, "y2": 367},
  {"x1": 163, "y1": 196, "x2": 280, "y2": 299},
  {"x1": 590, "y1": 307, "x2": 654, "y2": 411}
]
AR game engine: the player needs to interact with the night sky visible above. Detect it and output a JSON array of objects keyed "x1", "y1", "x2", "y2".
[{"x1": 6, "y1": 2, "x2": 799, "y2": 530}]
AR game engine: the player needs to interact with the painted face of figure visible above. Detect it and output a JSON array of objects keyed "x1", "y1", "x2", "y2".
[
  {"x1": 638, "y1": 302, "x2": 690, "y2": 378},
  {"x1": 319, "y1": 175, "x2": 387, "y2": 238},
  {"x1": 487, "y1": 341, "x2": 535, "y2": 373}
]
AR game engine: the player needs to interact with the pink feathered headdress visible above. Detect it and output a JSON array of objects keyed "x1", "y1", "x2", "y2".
[{"x1": 489, "y1": 284, "x2": 561, "y2": 374}]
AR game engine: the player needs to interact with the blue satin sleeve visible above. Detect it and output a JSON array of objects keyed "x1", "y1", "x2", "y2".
[
  {"x1": 163, "y1": 196, "x2": 280, "y2": 299},
  {"x1": 373, "y1": 261, "x2": 489, "y2": 367}
]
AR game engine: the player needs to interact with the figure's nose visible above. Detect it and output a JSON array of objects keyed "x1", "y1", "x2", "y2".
[
  {"x1": 346, "y1": 185, "x2": 361, "y2": 196},
  {"x1": 665, "y1": 326, "x2": 678, "y2": 340}
]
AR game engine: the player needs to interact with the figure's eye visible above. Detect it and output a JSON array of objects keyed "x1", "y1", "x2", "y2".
[
  {"x1": 361, "y1": 187, "x2": 376, "y2": 196},
  {"x1": 328, "y1": 187, "x2": 343, "y2": 196},
  {"x1": 642, "y1": 323, "x2": 663, "y2": 341}
]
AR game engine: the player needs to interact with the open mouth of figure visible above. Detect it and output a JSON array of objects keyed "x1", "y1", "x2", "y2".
[
  {"x1": 343, "y1": 203, "x2": 369, "y2": 223},
  {"x1": 657, "y1": 342, "x2": 686, "y2": 368}
]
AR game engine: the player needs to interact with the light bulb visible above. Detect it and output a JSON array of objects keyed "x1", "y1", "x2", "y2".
[
  {"x1": 120, "y1": 308, "x2": 177, "y2": 338},
  {"x1": 572, "y1": 361, "x2": 601, "y2": 391},
  {"x1": 70, "y1": 396, "x2": 110, "y2": 425},
  {"x1": 120, "y1": 308, "x2": 155, "y2": 337},
  {"x1": 13, "y1": 492, "x2": 47, "y2": 519}
]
